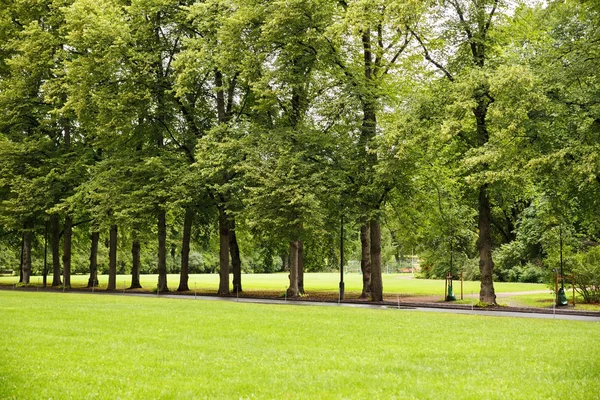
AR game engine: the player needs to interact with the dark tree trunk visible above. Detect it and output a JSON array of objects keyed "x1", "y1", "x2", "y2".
[
  {"x1": 218, "y1": 207, "x2": 230, "y2": 295},
  {"x1": 178, "y1": 208, "x2": 193, "y2": 292},
  {"x1": 281, "y1": 254, "x2": 288, "y2": 272},
  {"x1": 360, "y1": 223, "x2": 371, "y2": 299},
  {"x1": 298, "y1": 240, "x2": 304, "y2": 294},
  {"x1": 107, "y1": 224, "x2": 117, "y2": 291},
  {"x1": 157, "y1": 210, "x2": 169, "y2": 292},
  {"x1": 130, "y1": 229, "x2": 142, "y2": 289},
  {"x1": 478, "y1": 185, "x2": 496, "y2": 304},
  {"x1": 87, "y1": 231, "x2": 99, "y2": 288},
  {"x1": 369, "y1": 220, "x2": 383, "y2": 301},
  {"x1": 21, "y1": 224, "x2": 32, "y2": 284},
  {"x1": 62, "y1": 215, "x2": 72, "y2": 288},
  {"x1": 51, "y1": 215, "x2": 61, "y2": 287},
  {"x1": 19, "y1": 232, "x2": 24, "y2": 283},
  {"x1": 287, "y1": 240, "x2": 299, "y2": 298},
  {"x1": 229, "y1": 218, "x2": 242, "y2": 294}
]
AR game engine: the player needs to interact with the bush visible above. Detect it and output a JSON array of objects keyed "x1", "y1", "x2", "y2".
[{"x1": 572, "y1": 247, "x2": 600, "y2": 303}]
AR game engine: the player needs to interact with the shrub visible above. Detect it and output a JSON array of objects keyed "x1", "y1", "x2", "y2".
[{"x1": 572, "y1": 247, "x2": 600, "y2": 303}]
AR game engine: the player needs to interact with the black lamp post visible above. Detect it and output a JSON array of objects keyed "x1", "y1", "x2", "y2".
[
  {"x1": 557, "y1": 224, "x2": 568, "y2": 306},
  {"x1": 339, "y1": 214, "x2": 345, "y2": 301}
]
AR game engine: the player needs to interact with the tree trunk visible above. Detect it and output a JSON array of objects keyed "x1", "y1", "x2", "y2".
[
  {"x1": 178, "y1": 208, "x2": 193, "y2": 292},
  {"x1": 157, "y1": 210, "x2": 169, "y2": 292},
  {"x1": 62, "y1": 215, "x2": 72, "y2": 288},
  {"x1": 21, "y1": 224, "x2": 32, "y2": 284},
  {"x1": 369, "y1": 220, "x2": 383, "y2": 301},
  {"x1": 87, "y1": 231, "x2": 99, "y2": 288},
  {"x1": 229, "y1": 218, "x2": 242, "y2": 294},
  {"x1": 478, "y1": 185, "x2": 496, "y2": 304},
  {"x1": 218, "y1": 207, "x2": 230, "y2": 295},
  {"x1": 51, "y1": 215, "x2": 61, "y2": 287},
  {"x1": 298, "y1": 240, "x2": 304, "y2": 295},
  {"x1": 130, "y1": 229, "x2": 142, "y2": 289},
  {"x1": 107, "y1": 224, "x2": 117, "y2": 291},
  {"x1": 19, "y1": 232, "x2": 24, "y2": 283},
  {"x1": 281, "y1": 254, "x2": 289, "y2": 272},
  {"x1": 360, "y1": 223, "x2": 371, "y2": 299},
  {"x1": 287, "y1": 240, "x2": 299, "y2": 298}
]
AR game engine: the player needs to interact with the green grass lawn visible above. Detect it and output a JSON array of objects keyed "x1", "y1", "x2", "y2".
[
  {"x1": 0, "y1": 272, "x2": 546, "y2": 297},
  {"x1": 0, "y1": 291, "x2": 598, "y2": 399}
]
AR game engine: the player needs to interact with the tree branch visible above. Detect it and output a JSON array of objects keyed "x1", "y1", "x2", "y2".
[{"x1": 408, "y1": 28, "x2": 454, "y2": 81}]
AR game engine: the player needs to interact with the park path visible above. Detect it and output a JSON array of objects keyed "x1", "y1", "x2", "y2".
[{"x1": 5, "y1": 287, "x2": 591, "y2": 322}]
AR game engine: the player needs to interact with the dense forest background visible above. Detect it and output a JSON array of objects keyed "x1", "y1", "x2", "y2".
[{"x1": 1, "y1": 0, "x2": 599, "y2": 302}]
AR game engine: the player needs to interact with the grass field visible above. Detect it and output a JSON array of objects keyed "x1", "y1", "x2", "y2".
[
  {"x1": 0, "y1": 272, "x2": 547, "y2": 296},
  {"x1": 0, "y1": 291, "x2": 598, "y2": 399}
]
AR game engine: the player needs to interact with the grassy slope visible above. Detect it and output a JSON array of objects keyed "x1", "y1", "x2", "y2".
[
  {"x1": 0, "y1": 272, "x2": 546, "y2": 295},
  {"x1": 1, "y1": 291, "x2": 598, "y2": 399}
]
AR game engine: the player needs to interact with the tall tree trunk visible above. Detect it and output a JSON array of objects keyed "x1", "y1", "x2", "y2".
[
  {"x1": 287, "y1": 240, "x2": 299, "y2": 298},
  {"x1": 229, "y1": 218, "x2": 242, "y2": 294},
  {"x1": 51, "y1": 215, "x2": 61, "y2": 287},
  {"x1": 157, "y1": 210, "x2": 168, "y2": 292},
  {"x1": 218, "y1": 207, "x2": 230, "y2": 295},
  {"x1": 19, "y1": 232, "x2": 24, "y2": 283},
  {"x1": 478, "y1": 185, "x2": 496, "y2": 304},
  {"x1": 298, "y1": 240, "x2": 304, "y2": 295},
  {"x1": 178, "y1": 208, "x2": 193, "y2": 292},
  {"x1": 21, "y1": 223, "x2": 32, "y2": 284},
  {"x1": 87, "y1": 231, "x2": 99, "y2": 287},
  {"x1": 130, "y1": 228, "x2": 142, "y2": 289},
  {"x1": 360, "y1": 223, "x2": 371, "y2": 299},
  {"x1": 107, "y1": 224, "x2": 117, "y2": 291},
  {"x1": 281, "y1": 254, "x2": 289, "y2": 272},
  {"x1": 369, "y1": 220, "x2": 383, "y2": 301},
  {"x1": 62, "y1": 215, "x2": 72, "y2": 288}
]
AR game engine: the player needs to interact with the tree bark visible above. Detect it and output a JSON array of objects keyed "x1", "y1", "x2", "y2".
[
  {"x1": 21, "y1": 224, "x2": 32, "y2": 284},
  {"x1": 157, "y1": 210, "x2": 169, "y2": 292},
  {"x1": 298, "y1": 240, "x2": 304, "y2": 295},
  {"x1": 87, "y1": 231, "x2": 99, "y2": 288},
  {"x1": 130, "y1": 229, "x2": 142, "y2": 289},
  {"x1": 19, "y1": 232, "x2": 24, "y2": 283},
  {"x1": 287, "y1": 240, "x2": 299, "y2": 298},
  {"x1": 369, "y1": 220, "x2": 383, "y2": 301},
  {"x1": 107, "y1": 224, "x2": 117, "y2": 291},
  {"x1": 229, "y1": 218, "x2": 242, "y2": 294},
  {"x1": 62, "y1": 215, "x2": 72, "y2": 288},
  {"x1": 281, "y1": 254, "x2": 289, "y2": 272},
  {"x1": 51, "y1": 215, "x2": 61, "y2": 287},
  {"x1": 477, "y1": 185, "x2": 496, "y2": 304},
  {"x1": 218, "y1": 207, "x2": 230, "y2": 295},
  {"x1": 178, "y1": 208, "x2": 193, "y2": 292},
  {"x1": 360, "y1": 223, "x2": 371, "y2": 299}
]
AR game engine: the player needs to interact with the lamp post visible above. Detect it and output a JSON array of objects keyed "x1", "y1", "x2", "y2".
[
  {"x1": 557, "y1": 224, "x2": 568, "y2": 306},
  {"x1": 339, "y1": 214, "x2": 345, "y2": 301},
  {"x1": 446, "y1": 229, "x2": 456, "y2": 301}
]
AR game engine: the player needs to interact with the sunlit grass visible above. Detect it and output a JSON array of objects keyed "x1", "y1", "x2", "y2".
[
  {"x1": 0, "y1": 291, "x2": 598, "y2": 399},
  {"x1": 0, "y1": 272, "x2": 547, "y2": 297}
]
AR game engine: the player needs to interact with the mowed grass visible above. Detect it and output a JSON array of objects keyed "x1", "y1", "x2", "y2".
[
  {"x1": 1, "y1": 291, "x2": 599, "y2": 399},
  {"x1": 0, "y1": 272, "x2": 546, "y2": 297}
]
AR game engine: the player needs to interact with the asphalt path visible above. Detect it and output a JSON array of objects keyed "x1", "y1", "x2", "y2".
[
  {"x1": 3, "y1": 286, "x2": 599, "y2": 321},
  {"x1": 124, "y1": 291, "x2": 600, "y2": 322}
]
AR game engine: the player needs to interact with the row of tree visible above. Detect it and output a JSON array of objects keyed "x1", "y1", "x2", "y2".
[{"x1": 1, "y1": 0, "x2": 599, "y2": 303}]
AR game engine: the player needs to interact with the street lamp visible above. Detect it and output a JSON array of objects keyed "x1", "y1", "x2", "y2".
[
  {"x1": 339, "y1": 214, "x2": 345, "y2": 301},
  {"x1": 557, "y1": 225, "x2": 568, "y2": 306}
]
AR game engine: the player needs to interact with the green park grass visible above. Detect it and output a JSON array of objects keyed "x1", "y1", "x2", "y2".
[
  {"x1": 0, "y1": 291, "x2": 598, "y2": 399},
  {"x1": 0, "y1": 272, "x2": 546, "y2": 297}
]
